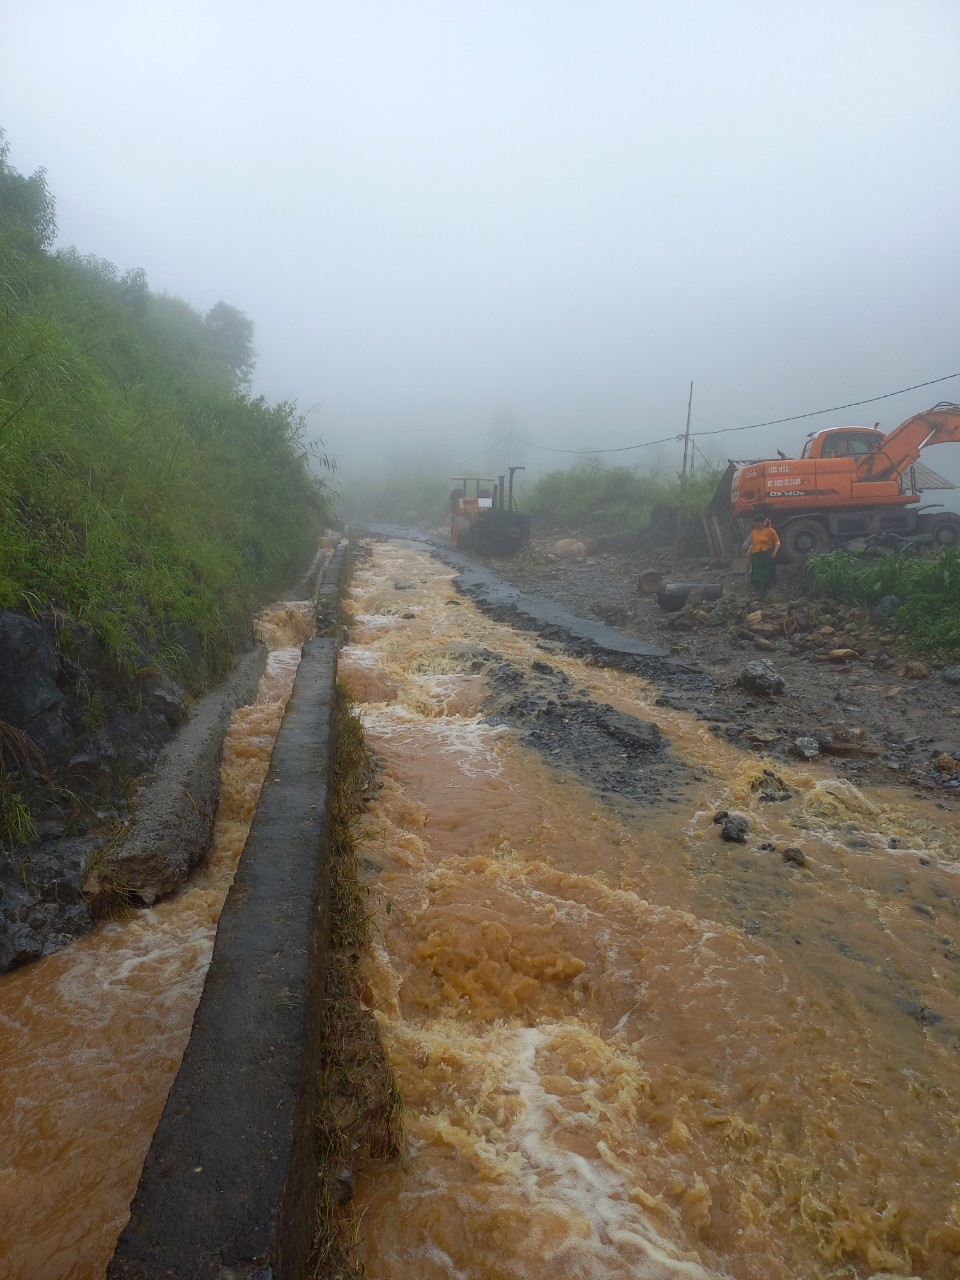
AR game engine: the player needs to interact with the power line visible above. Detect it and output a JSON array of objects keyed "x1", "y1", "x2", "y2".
[
  {"x1": 455, "y1": 431, "x2": 514, "y2": 469},
  {"x1": 511, "y1": 372, "x2": 960, "y2": 457},
  {"x1": 514, "y1": 431, "x2": 682, "y2": 455},
  {"x1": 691, "y1": 372, "x2": 960, "y2": 438}
]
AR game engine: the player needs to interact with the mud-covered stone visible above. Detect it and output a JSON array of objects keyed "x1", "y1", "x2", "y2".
[
  {"x1": 718, "y1": 814, "x2": 750, "y2": 843},
  {"x1": 752, "y1": 769, "x2": 792, "y2": 802}
]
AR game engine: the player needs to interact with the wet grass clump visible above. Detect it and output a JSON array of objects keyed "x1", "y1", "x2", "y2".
[
  {"x1": 806, "y1": 546, "x2": 960, "y2": 656},
  {"x1": 310, "y1": 689, "x2": 403, "y2": 1280}
]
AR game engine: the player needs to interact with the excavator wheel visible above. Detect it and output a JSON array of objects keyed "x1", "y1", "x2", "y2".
[
  {"x1": 779, "y1": 518, "x2": 828, "y2": 563},
  {"x1": 450, "y1": 515, "x2": 473, "y2": 551},
  {"x1": 922, "y1": 514, "x2": 960, "y2": 549}
]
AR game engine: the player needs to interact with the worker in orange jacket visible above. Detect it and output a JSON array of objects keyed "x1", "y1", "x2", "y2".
[{"x1": 743, "y1": 513, "x2": 781, "y2": 599}]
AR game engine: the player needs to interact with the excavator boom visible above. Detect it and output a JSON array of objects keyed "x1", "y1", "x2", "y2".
[{"x1": 859, "y1": 403, "x2": 960, "y2": 481}]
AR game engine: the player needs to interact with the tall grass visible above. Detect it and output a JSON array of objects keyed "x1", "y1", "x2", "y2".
[
  {"x1": 0, "y1": 134, "x2": 335, "y2": 684},
  {"x1": 806, "y1": 548, "x2": 960, "y2": 656}
]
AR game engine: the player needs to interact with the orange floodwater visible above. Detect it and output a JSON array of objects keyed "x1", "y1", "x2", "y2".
[
  {"x1": 0, "y1": 602, "x2": 315, "y2": 1280},
  {"x1": 339, "y1": 541, "x2": 960, "y2": 1280}
]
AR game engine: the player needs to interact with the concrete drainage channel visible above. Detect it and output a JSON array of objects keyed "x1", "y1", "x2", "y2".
[{"x1": 109, "y1": 539, "x2": 348, "y2": 1280}]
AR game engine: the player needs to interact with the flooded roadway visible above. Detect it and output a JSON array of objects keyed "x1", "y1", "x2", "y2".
[
  {"x1": 340, "y1": 540, "x2": 960, "y2": 1280},
  {"x1": 0, "y1": 603, "x2": 315, "y2": 1280}
]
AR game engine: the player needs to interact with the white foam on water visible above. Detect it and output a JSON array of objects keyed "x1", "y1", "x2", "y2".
[
  {"x1": 500, "y1": 1026, "x2": 723, "y2": 1279},
  {"x1": 266, "y1": 645, "x2": 302, "y2": 677},
  {"x1": 355, "y1": 612, "x2": 405, "y2": 629},
  {"x1": 361, "y1": 705, "x2": 505, "y2": 778}
]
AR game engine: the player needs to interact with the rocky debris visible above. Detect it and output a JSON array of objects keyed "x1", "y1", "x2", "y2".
[
  {"x1": 782, "y1": 847, "x2": 807, "y2": 867},
  {"x1": 737, "y1": 660, "x2": 785, "y2": 698},
  {"x1": 713, "y1": 810, "x2": 750, "y2": 842},
  {"x1": 483, "y1": 655, "x2": 697, "y2": 808},
  {"x1": 0, "y1": 836, "x2": 101, "y2": 972},
  {"x1": 457, "y1": 533, "x2": 957, "y2": 790},
  {"x1": 792, "y1": 736, "x2": 821, "y2": 760},
  {"x1": 393, "y1": 580, "x2": 413, "y2": 590}
]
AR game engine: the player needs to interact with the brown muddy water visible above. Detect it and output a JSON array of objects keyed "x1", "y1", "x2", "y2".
[
  {"x1": 339, "y1": 541, "x2": 960, "y2": 1280},
  {"x1": 0, "y1": 603, "x2": 314, "y2": 1280}
]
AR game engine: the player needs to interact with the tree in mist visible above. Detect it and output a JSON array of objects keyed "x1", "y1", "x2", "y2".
[
  {"x1": 0, "y1": 130, "x2": 56, "y2": 251},
  {"x1": 203, "y1": 300, "x2": 256, "y2": 384}
]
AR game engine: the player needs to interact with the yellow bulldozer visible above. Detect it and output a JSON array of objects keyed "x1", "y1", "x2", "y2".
[{"x1": 449, "y1": 466, "x2": 531, "y2": 555}]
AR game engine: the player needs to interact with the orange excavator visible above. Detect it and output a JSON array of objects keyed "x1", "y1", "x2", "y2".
[{"x1": 706, "y1": 403, "x2": 960, "y2": 562}]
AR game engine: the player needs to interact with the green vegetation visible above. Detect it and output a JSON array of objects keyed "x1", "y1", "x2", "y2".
[
  {"x1": 311, "y1": 688, "x2": 403, "y2": 1279},
  {"x1": 342, "y1": 466, "x2": 451, "y2": 528},
  {"x1": 806, "y1": 547, "x2": 960, "y2": 656},
  {"x1": 0, "y1": 133, "x2": 334, "y2": 684},
  {"x1": 526, "y1": 455, "x2": 722, "y2": 535}
]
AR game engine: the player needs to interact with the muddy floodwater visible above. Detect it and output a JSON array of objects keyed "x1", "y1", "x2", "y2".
[
  {"x1": 0, "y1": 604, "x2": 314, "y2": 1280},
  {"x1": 340, "y1": 541, "x2": 960, "y2": 1280}
]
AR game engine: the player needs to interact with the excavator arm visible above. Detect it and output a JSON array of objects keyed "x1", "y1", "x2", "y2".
[{"x1": 858, "y1": 402, "x2": 960, "y2": 481}]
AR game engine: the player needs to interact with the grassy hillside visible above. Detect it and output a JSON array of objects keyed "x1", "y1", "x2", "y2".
[{"x1": 0, "y1": 134, "x2": 334, "y2": 683}]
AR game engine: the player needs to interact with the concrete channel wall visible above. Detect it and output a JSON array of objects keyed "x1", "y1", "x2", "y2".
[{"x1": 109, "y1": 540, "x2": 348, "y2": 1280}]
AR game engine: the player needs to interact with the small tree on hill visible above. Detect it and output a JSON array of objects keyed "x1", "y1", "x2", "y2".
[{"x1": 203, "y1": 300, "x2": 256, "y2": 385}]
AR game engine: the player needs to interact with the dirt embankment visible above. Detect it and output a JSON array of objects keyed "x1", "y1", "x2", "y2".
[{"x1": 482, "y1": 534, "x2": 960, "y2": 802}]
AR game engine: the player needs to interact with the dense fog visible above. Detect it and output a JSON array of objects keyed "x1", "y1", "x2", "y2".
[{"x1": 6, "y1": 0, "x2": 960, "y2": 483}]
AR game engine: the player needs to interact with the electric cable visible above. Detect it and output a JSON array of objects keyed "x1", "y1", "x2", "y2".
[{"x1": 510, "y1": 371, "x2": 960, "y2": 456}]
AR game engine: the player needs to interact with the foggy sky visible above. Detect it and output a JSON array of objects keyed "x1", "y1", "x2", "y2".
[{"x1": 5, "y1": 0, "x2": 960, "y2": 484}]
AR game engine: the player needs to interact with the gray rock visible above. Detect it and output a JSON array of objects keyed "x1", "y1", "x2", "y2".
[
  {"x1": 736, "y1": 660, "x2": 785, "y2": 698},
  {"x1": 942, "y1": 665, "x2": 960, "y2": 684},
  {"x1": 0, "y1": 836, "x2": 100, "y2": 973},
  {"x1": 871, "y1": 594, "x2": 903, "y2": 622},
  {"x1": 782, "y1": 847, "x2": 806, "y2": 867},
  {"x1": 792, "y1": 736, "x2": 821, "y2": 760},
  {"x1": 0, "y1": 610, "x2": 74, "y2": 764}
]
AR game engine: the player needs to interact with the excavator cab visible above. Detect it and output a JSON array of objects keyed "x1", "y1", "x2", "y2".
[{"x1": 803, "y1": 428, "x2": 882, "y2": 459}]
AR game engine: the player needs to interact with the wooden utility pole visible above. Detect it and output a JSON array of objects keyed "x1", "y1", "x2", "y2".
[{"x1": 672, "y1": 381, "x2": 694, "y2": 568}]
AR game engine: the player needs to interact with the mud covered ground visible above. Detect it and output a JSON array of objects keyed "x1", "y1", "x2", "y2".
[{"x1": 467, "y1": 534, "x2": 960, "y2": 804}]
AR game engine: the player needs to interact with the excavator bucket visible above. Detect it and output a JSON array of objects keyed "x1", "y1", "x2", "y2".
[{"x1": 702, "y1": 462, "x2": 742, "y2": 561}]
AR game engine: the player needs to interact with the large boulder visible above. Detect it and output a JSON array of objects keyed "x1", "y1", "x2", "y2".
[{"x1": 736, "y1": 660, "x2": 785, "y2": 698}]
